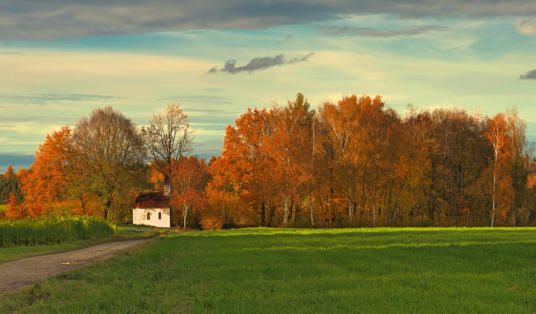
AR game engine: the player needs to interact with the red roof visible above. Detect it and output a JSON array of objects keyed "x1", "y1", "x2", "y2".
[{"x1": 134, "y1": 192, "x2": 170, "y2": 208}]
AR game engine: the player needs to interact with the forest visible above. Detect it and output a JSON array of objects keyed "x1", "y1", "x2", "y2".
[{"x1": 0, "y1": 93, "x2": 535, "y2": 228}]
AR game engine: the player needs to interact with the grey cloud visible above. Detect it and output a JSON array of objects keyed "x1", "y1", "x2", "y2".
[
  {"x1": 2, "y1": 1, "x2": 536, "y2": 40},
  {"x1": 204, "y1": 88, "x2": 224, "y2": 93},
  {"x1": 192, "y1": 140, "x2": 224, "y2": 159},
  {"x1": 279, "y1": 34, "x2": 294, "y2": 43},
  {"x1": 188, "y1": 115, "x2": 240, "y2": 126},
  {"x1": 0, "y1": 93, "x2": 123, "y2": 105},
  {"x1": 318, "y1": 25, "x2": 448, "y2": 37},
  {"x1": 0, "y1": 113, "x2": 76, "y2": 124},
  {"x1": 157, "y1": 95, "x2": 233, "y2": 105},
  {"x1": 520, "y1": 69, "x2": 536, "y2": 80},
  {"x1": 209, "y1": 53, "x2": 314, "y2": 74},
  {"x1": 0, "y1": 50, "x2": 23, "y2": 55},
  {"x1": 517, "y1": 19, "x2": 536, "y2": 35}
]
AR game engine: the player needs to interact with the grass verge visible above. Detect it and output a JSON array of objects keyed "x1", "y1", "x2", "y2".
[{"x1": 1, "y1": 227, "x2": 536, "y2": 313}]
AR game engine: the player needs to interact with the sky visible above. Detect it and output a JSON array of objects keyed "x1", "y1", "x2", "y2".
[{"x1": 1, "y1": 0, "x2": 536, "y2": 171}]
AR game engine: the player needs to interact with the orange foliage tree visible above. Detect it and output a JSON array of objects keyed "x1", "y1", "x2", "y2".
[
  {"x1": 206, "y1": 94, "x2": 532, "y2": 228},
  {"x1": 20, "y1": 127, "x2": 72, "y2": 217},
  {"x1": 9, "y1": 93, "x2": 533, "y2": 228},
  {"x1": 171, "y1": 156, "x2": 209, "y2": 229},
  {"x1": 4, "y1": 192, "x2": 25, "y2": 219}
]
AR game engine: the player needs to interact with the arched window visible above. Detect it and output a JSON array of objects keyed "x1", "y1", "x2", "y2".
[
  {"x1": 147, "y1": 212, "x2": 151, "y2": 220},
  {"x1": 158, "y1": 212, "x2": 162, "y2": 220}
]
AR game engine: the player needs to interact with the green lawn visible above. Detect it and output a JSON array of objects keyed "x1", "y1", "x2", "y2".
[
  {"x1": 2, "y1": 227, "x2": 536, "y2": 313},
  {"x1": 0, "y1": 224, "x2": 161, "y2": 263}
]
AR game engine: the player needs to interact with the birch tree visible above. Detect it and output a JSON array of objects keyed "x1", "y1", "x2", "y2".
[{"x1": 143, "y1": 103, "x2": 193, "y2": 186}]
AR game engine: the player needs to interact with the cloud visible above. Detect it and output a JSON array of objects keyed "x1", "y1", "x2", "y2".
[
  {"x1": 2, "y1": 1, "x2": 536, "y2": 40},
  {"x1": 279, "y1": 34, "x2": 294, "y2": 43},
  {"x1": 0, "y1": 51, "x2": 23, "y2": 55},
  {"x1": 208, "y1": 53, "x2": 314, "y2": 74},
  {"x1": 520, "y1": 69, "x2": 536, "y2": 80},
  {"x1": 0, "y1": 93, "x2": 121, "y2": 105},
  {"x1": 157, "y1": 95, "x2": 233, "y2": 105},
  {"x1": 192, "y1": 140, "x2": 224, "y2": 159},
  {"x1": 318, "y1": 25, "x2": 448, "y2": 37},
  {"x1": 517, "y1": 19, "x2": 536, "y2": 35}
]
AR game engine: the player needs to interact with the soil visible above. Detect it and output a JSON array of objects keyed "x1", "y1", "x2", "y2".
[{"x1": 0, "y1": 238, "x2": 152, "y2": 296}]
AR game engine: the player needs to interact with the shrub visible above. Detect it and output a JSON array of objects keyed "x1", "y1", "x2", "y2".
[
  {"x1": 200, "y1": 214, "x2": 224, "y2": 230},
  {"x1": 0, "y1": 216, "x2": 115, "y2": 247}
]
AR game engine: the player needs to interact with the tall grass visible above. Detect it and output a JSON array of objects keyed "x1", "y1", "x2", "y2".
[{"x1": 0, "y1": 216, "x2": 115, "y2": 247}]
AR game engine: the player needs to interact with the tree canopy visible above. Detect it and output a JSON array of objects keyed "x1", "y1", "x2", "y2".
[{"x1": 2, "y1": 95, "x2": 535, "y2": 228}]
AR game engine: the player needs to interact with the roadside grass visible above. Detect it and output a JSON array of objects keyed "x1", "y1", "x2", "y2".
[
  {"x1": 2, "y1": 227, "x2": 536, "y2": 313},
  {"x1": 0, "y1": 224, "x2": 162, "y2": 263}
]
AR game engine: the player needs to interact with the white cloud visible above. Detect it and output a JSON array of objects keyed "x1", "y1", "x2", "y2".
[
  {"x1": 191, "y1": 128, "x2": 226, "y2": 136},
  {"x1": 1, "y1": 45, "x2": 536, "y2": 154}
]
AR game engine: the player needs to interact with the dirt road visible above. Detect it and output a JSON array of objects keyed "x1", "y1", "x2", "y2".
[{"x1": 0, "y1": 238, "x2": 152, "y2": 296}]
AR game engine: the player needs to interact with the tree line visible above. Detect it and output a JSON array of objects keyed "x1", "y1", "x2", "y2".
[{"x1": 1, "y1": 93, "x2": 535, "y2": 228}]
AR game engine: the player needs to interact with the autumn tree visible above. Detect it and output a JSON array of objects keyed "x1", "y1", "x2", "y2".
[
  {"x1": 20, "y1": 127, "x2": 72, "y2": 217},
  {"x1": 71, "y1": 107, "x2": 145, "y2": 221},
  {"x1": 267, "y1": 94, "x2": 315, "y2": 225},
  {"x1": 171, "y1": 156, "x2": 209, "y2": 229},
  {"x1": 143, "y1": 103, "x2": 193, "y2": 187},
  {"x1": 506, "y1": 110, "x2": 528, "y2": 226},
  {"x1": 4, "y1": 192, "x2": 25, "y2": 220},
  {"x1": 209, "y1": 95, "x2": 532, "y2": 228},
  {"x1": 484, "y1": 114, "x2": 512, "y2": 227},
  {"x1": 206, "y1": 108, "x2": 277, "y2": 227},
  {"x1": 0, "y1": 165, "x2": 23, "y2": 204},
  {"x1": 319, "y1": 96, "x2": 362, "y2": 225}
]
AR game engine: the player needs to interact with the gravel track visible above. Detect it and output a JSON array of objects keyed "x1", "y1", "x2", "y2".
[{"x1": 0, "y1": 238, "x2": 152, "y2": 296}]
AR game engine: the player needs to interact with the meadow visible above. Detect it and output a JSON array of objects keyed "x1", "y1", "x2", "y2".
[{"x1": 1, "y1": 227, "x2": 536, "y2": 313}]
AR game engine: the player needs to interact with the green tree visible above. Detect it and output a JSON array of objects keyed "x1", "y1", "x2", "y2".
[{"x1": 71, "y1": 107, "x2": 145, "y2": 221}]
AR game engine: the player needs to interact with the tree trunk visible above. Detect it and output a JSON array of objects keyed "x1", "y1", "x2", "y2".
[
  {"x1": 491, "y1": 148, "x2": 497, "y2": 227},
  {"x1": 81, "y1": 194, "x2": 86, "y2": 215},
  {"x1": 347, "y1": 187, "x2": 353, "y2": 224},
  {"x1": 283, "y1": 196, "x2": 289, "y2": 225},
  {"x1": 183, "y1": 201, "x2": 189, "y2": 230},
  {"x1": 361, "y1": 183, "x2": 366, "y2": 218},
  {"x1": 269, "y1": 204, "x2": 276, "y2": 226},
  {"x1": 372, "y1": 188, "x2": 377, "y2": 227},
  {"x1": 309, "y1": 193, "x2": 315, "y2": 227},
  {"x1": 512, "y1": 208, "x2": 516, "y2": 227},
  {"x1": 261, "y1": 201, "x2": 266, "y2": 226},
  {"x1": 104, "y1": 199, "x2": 112, "y2": 221}
]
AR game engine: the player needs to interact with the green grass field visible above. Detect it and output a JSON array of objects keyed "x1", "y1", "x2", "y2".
[{"x1": 2, "y1": 227, "x2": 536, "y2": 313}]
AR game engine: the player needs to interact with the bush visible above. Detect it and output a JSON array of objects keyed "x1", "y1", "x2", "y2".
[
  {"x1": 0, "y1": 216, "x2": 115, "y2": 247},
  {"x1": 200, "y1": 214, "x2": 224, "y2": 230}
]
